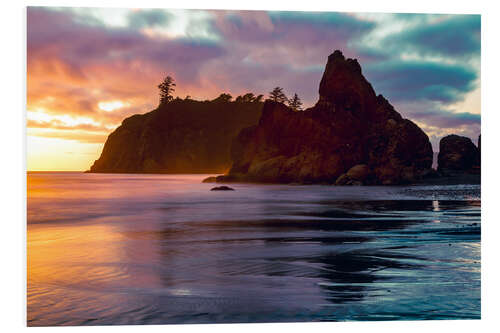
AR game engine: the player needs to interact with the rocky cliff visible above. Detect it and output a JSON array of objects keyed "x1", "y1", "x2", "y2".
[
  {"x1": 89, "y1": 98, "x2": 263, "y2": 173},
  {"x1": 216, "y1": 50, "x2": 434, "y2": 185}
]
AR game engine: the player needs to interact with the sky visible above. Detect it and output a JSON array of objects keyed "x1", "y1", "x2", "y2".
[{"x1": 27, "y1": 7, "x2": 481, "y2": 171}]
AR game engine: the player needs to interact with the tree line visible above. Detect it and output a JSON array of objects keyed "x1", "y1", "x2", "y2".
[{"x1": 158, "y1": 75, "x2": 304, "y2": 111}]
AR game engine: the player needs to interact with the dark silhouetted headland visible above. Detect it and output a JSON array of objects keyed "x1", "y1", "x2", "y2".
[{"x1": 89, "y1": 96, "x2": 263, "y2": 173}]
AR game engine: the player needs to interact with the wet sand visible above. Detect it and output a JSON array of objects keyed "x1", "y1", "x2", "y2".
[{"x1": 27, "y1": 172, "x2": 480, "y2": 325}]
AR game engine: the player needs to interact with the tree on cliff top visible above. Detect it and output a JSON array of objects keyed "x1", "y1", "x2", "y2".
[
  {"x1": 288, "y1": 93, "x2": 303, "y2": 111},
  {"x1": 213, "y1": 93, "x2": 233, "y2": 103},
  {"x1": 268, "y1": 87, "x2": 288, "y2": 104},
  {"x1": 235, "y1": 93, "x2": 264, "y2": 103},
  {"x1": 235, "y1": 93, "x2": 256, "y2": 103},
  {"x1": 158, "y1": 75, "x2": 176, "y2": 105}
]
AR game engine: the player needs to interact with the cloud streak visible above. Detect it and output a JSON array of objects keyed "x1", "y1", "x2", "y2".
[
  {"x1": 384, "y1": 15, "x2": 481, "y2": 58},
  {"x1": 365, "y1": 60, "x2": 477, "y2": 103}
]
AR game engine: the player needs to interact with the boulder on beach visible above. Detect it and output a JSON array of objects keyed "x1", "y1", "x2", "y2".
[
  {"x1": 216, "y1": 50, "x2": 433, "y2": 185},
  {"x1": 335, "y1": 164, "x2": 373, "y2": 185},
  {"x1": 438, "y1": 134, "x2": 480, "y2": 174}
]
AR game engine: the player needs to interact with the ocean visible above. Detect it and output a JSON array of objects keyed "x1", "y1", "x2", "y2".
[{"x1": 27, "y1": 172, "x2": 481, "y2": 326}]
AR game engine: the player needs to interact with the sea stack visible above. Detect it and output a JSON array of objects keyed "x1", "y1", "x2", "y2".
[
  {"x1": 217, "y1": 50, "x2": 434, "y2": 185},
  {"x1": 438, "y1": 134, "x2": 480, "y2": 174}
]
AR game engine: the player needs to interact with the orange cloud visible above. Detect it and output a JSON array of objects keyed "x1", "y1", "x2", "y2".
[{"x1": 28, "y1": 128, "x2": 109, "y2": 144}]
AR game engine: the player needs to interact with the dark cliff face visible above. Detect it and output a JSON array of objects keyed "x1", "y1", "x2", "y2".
[
  {"x1": 89, "y1": 99, "x2": 263, "y2": 173},
  {"x1": 220, "y1": 50, "x2": 434, "y2": 185}
]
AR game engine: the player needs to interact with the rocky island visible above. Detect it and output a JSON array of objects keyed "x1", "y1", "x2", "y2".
[
  {"x1": 89, "y1": 50, "x2": 480, "y2": 185},
  {"x1": 215, "y1": 50, "x2": 434, "y2": 185}
]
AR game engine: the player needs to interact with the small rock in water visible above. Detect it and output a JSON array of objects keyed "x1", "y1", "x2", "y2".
[{"x1": 210, "y1": 186, "x2": 235, "y2": 191}]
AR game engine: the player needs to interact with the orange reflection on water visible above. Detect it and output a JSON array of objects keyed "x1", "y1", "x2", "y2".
[
  {"x1": 27, "y1": 218, "x2": 163, "y2": 326},
  {"x1": 27, "y1": 172, "x2": 143, "y2": 200},
  {"x1": 28, "y1": 223, "x2": 126, "y2": 288}
]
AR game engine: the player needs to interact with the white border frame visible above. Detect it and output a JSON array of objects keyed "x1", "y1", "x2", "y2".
[{"x1": 3, "y1": 1, "x2": 499, "y2": 332}]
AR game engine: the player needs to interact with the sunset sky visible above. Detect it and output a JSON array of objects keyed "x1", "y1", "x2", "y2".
[{"x1": 27, "y1": 7, "x2": 481, "y2": 171}]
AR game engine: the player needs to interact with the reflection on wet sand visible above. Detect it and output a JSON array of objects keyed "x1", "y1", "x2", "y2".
[{"x1": 27, "y1": 173, "x2": 480, "y2": 325}]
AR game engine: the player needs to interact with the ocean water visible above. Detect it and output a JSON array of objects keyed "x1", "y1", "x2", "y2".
[{"x1": 27, "y1": 172, "x2": 481, "y2": 326}]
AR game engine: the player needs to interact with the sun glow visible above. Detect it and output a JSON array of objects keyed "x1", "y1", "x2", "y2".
[
  {"x1": 27, "y1": 135, "x2": 103, "y2": 171},
  {"x1": 98, "y1": 100, "x2": 128, "y2": 112}
]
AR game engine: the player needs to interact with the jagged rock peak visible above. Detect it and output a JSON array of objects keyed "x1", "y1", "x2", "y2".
[
  {"x1": 328, "y1": 49, "x2": 345, "y2": 61},
  {"x1": 326, "y1": 50, "x2": 362, "y2": 73},
  {"x1": 318, "y1": 50, "x2": 377, "y2": 113}
]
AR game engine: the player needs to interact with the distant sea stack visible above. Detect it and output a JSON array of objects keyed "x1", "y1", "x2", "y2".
[
  {"x1": 437, "y1": 134, "x2": 480, "y2": 175},
  {"x1": 89, "y1": 98, "x2": 263, "y2": 173},
  {"x1": 216, "y1": 50, "x2": 434, "y2": 185}
]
